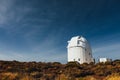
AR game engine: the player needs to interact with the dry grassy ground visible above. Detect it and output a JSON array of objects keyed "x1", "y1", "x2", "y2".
[{"x1": 0, "y1": 60, "x2": 120, "y2": 80}]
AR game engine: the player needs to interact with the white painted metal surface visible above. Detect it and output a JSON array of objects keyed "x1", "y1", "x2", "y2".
[
  {"x1": 99, "y1": 58, "x2": 112, "y2": 63},
  {"x1": 67, "y1": 36, "x2": 94, "y2": 64}
]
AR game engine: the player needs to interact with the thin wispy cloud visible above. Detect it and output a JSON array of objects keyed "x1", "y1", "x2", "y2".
[
  {"x1": 93, "y1": 43, "x2": 120, "y2": 60},
  {"x1": 0, "y1": 0, "x2": 14, "y2": 25}
]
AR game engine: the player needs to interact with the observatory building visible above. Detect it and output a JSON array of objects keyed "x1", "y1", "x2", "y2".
[{"x1": 67, "y1": 36, "x2": 94, "y2": 64}]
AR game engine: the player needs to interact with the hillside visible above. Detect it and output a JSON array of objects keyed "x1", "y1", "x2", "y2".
[{"x1": 0, "y1": 60, "x2": 120, "y2": 80}]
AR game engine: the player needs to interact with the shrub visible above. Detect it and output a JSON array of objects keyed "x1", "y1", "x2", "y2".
[
  {"x1": 65, "y1": 62, "x2": 80, "y2": 68},
  {"x1": 104, "y1": 73, "x2": 120, "y2": 80},
  {"x1": 84, "y1": 76, "x2": 97, "y2": 80}
]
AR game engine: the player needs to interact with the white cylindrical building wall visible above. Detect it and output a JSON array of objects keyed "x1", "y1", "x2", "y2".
[{"x1": 68, "y1": 47, "x2": 85, "y2": 63}]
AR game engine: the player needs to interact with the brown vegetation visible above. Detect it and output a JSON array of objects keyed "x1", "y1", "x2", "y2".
[{"x1": 0, "y1": 60, "x2": 120, "y2": 80}]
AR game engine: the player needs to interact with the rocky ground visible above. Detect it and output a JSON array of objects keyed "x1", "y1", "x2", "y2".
[{"x1": 0, "y1": 60, "x2": 120, "y2": 80}]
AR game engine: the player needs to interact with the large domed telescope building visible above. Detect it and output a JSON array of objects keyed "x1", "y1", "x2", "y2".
[{"x1": 67, "y1": 36, "x2": 94, "y2": 64}]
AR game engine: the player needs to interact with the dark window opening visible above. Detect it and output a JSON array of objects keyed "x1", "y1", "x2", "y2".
[
  {"x1": 77, "y1": 40, "x2": 80, "y2": 44},
  {"x1": 89, "y1": 53, "x2": 91, "y2": 55}
]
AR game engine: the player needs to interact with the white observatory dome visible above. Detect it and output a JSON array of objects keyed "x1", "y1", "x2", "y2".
[{"x1": 67, "y1": 36, "x2": 94, "y2": 64}]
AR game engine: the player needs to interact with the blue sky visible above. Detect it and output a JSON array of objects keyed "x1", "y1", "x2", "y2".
[{"x1": 0, "y1": 0, "x2": 120, "y2": 63}]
